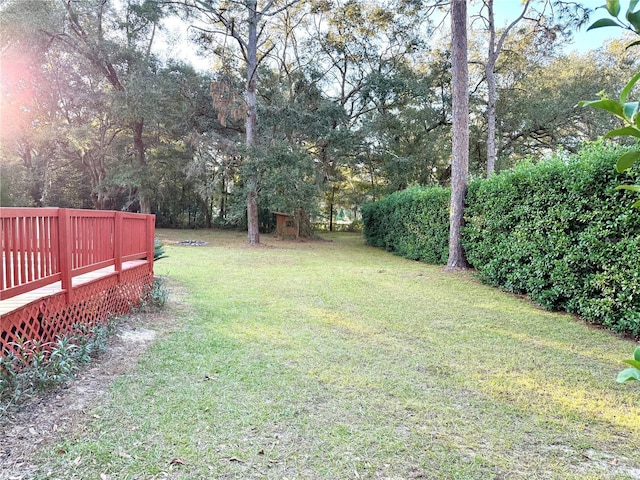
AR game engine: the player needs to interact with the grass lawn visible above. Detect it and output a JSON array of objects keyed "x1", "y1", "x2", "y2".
[{"x1": 38, "y1": 229, "x2": 640, "y2": 479}]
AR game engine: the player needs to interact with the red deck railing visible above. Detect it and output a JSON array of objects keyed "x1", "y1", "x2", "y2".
[
  {"x1": 1, "y1": 208, "x2": 155, "y2": 357},
  {"x1": 1, "y1": 208, "x2": 155, "y2": 301}
]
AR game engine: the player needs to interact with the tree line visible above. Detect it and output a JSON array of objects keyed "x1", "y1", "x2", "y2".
[{"x1": 0, "y1": 0, "x2": 635, "y2": 241}]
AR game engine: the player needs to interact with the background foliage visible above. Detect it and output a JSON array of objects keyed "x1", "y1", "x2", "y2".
[{"x1": 0, "y1": 0, "x2": 636, "y2": 230}]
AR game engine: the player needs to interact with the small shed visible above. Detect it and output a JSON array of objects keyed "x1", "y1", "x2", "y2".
[{"x1": 274, "y1": 212, "x2": 299, "y2": 239}]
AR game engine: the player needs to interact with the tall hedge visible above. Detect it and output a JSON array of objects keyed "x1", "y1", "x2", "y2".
[
  {"x1": 362, "y1": 142, "x2": 640, "y2": 335},
  {"x1": 463, "y1": 142, "x2": 640, "y2": 335},
  {"x1": 362, "y1": 186, "x2": 450, "y2": 264}
]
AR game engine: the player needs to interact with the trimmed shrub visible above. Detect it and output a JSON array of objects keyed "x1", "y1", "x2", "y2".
[
  {"x1": 362, "y1": 186, "x2": 450, "y2": 264},
  {"x1": 362, "y1": 142, "x2": 640, "y2": 335},
  {"x1": 463, "y1": 141, "x2": 640, "y2": 335}
]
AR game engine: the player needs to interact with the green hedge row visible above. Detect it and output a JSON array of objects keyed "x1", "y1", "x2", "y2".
[
  {"x1": 361, "y1": 186, "x2": 450, "y2": 264},
  {"x1": 362, "y1": 142, "x2": 640, "y2": 335},
  {"x1": 464, "y1": 143, "x2": 640, "y2": 335}
]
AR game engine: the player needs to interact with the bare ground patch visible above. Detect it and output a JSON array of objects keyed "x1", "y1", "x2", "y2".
[{"x1": 0, "y1": 280, "x2": 185, "y2": 480}]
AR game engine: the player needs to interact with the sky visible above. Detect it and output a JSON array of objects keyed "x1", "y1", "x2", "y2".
[{"x1": 490, "y1": 0, "x2": 629, "y2": 53}]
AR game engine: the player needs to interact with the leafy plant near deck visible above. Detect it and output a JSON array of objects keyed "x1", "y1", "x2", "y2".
[
  {"x1": 154, "y1": 238, "x2": 168, "y2": 262},
  {"x1": 0, "y1": 272, "x2": 170, "y2": 412},
  {"x1": 0, "y1": 319, "x2": 117, "y2": 412},
  {"x1": 140, "y1": 277, "x2": 169, "y2": 311}
]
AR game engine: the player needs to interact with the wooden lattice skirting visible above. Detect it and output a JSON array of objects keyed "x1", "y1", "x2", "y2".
[{"x1": 0, "y1": 263, "x2": 153, "y2": 357}]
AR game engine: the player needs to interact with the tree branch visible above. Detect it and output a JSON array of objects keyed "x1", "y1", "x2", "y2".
[{"x1": 495, "y1": 0, "x2": 531, "y2": 61}]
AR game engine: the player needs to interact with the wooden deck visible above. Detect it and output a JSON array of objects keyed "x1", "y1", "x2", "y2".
[
  {"x1": 0, "y1": 260, "x2": 146, "y2": 316},
  {"x1": 1, "y1": 208, "x2": 155, "y2": 356}
]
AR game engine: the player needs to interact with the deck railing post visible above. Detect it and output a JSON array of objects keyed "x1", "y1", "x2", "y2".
[
  {"x1": 0, "y1": 213, "x2": 5, "y2": 295},
  {"x1": 146, "y1": 214, "x2": 155, "y2": 269},
  {"x1": 58, "y1": 208, "x2": 73, "y2": 303},
  {"x1": 114, "y1": 212, "x2": 123, "y2": 281}
]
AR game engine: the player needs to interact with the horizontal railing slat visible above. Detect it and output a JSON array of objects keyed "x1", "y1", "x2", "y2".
[
  {"x1": 122, "y1": 252, "x2": 149, "y2": 262},
  {"x1": 72, "y1": 259, "x2": 116, "y2": 277}
]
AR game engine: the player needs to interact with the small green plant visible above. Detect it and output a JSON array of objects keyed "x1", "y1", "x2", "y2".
[
  {"x1": 617, "y1": 347, "x2": 640, "y2": 385},
  {"x1": 587, "y1": 0, "x2": 640, "y2": 44},
  {"x1": 617, "y1": 346, "x2": 640, "y2": 404},
  {"x1": 154, "y1": 238, "x2": 168, "y2": 261},
  {"x1": 0, "y1": 318, "x2": 120, "y2": 412},
  {"x1": 139, "y1": 276, "x2": 169, "y2": 311}
]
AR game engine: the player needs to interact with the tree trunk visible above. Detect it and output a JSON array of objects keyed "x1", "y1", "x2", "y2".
[
  {"x1": 446, "y1": 0, "x2": 470, "y2": 271},
  {"x1": 484, "y1": 0, "x2": 532, "y2": 176},
  {"x1": 486, "y1": 0, "x2": 497, "y2": 177},
  {"x1": 486, "y1": 61, "x2": 497, "y2": 177},
  {"x1": 132, "y1": 119, "x2": 152, "y2": 213},
  {"x1": 296, "y1": 208, "x2": 313, "y2": 238},
  {"x1": 202, "y1": 198, "x2": 212, "y2": 228},
  {"x1": 218, "y1": 177, "x2": 226, "y2": 220},
  {"x1": 245, "y1": 0, "x2": 260, "y2": 245},
  {"x1": 329, "y1": 185, "x2": 336, "y2": 232},
  {"x1": 246, "y1": 182, "x2": 260, "y2": 244}
]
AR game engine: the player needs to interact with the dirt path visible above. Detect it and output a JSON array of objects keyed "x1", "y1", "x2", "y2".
[{"x1": 0, "y1": 285, "x2": 182, "y2": 480}]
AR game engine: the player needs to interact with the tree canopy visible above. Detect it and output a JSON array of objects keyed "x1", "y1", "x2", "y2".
[{"x1": 0, "y1": 0, "x2": 635, "y2": 235}]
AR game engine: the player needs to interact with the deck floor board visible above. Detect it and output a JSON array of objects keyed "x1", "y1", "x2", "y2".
[{"x1": 0, "y1": 260, "x2": 147, "y2": 316}]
